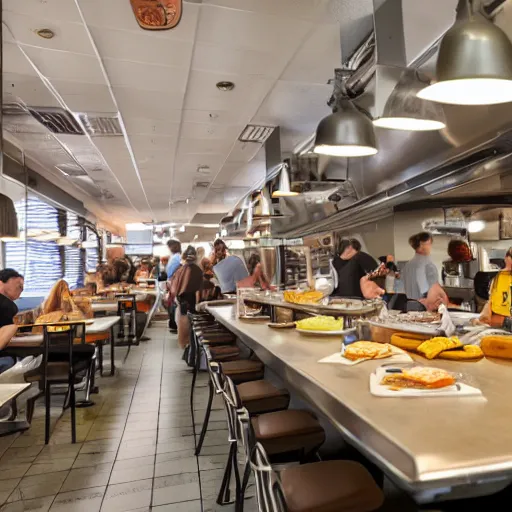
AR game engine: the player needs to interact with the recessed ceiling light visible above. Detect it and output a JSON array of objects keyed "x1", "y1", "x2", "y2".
[
  {"x1": 36, "y1": 28, "x2": 55, "y2": 39},
  {"x1": 216, "y1": 81, "x2": 235, "y2": 91}
]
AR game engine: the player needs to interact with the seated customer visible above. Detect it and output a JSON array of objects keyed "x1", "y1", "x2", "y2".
[{"x1": 0, "y1": 269, "x2": 24, "y2": 372}]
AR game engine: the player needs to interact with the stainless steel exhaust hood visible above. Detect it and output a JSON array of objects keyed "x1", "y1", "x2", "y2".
[{"x1": 274, "y1": 0, "x2": 512, "y2": 238}]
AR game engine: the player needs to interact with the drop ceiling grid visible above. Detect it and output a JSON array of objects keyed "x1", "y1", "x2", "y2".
[{"x1": 176, "y1": 3, "x2": 318, "y2": 221}]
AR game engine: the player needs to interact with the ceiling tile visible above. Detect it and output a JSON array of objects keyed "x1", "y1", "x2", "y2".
[
  {"x1": 197, "y1": 5, "x2": 311, "y2": 53},
  {"x1": 281, "y1": 24, "x2": 340, "y2": 84},
  {"x1": 123, "y1": 117, "x2": 181, "y2": 136},
  {"x1": 130, "y1": 134, "x2": 178, "y2": 152},
  {"x1": 178, "y1": 136, "x2": 233, "y2": 155},
  {"x1": 22, "y1": 46, "x2": 106, "y2": 85},
  {"x1": 89, "y1": 26, "x2": 194, "y2": 67},
  {"x1": 113, "y1": 86, "x2": 184, "y2": 119},
  {"x1": 3, "y1": 73, "x2": 59, "y2": 107},
  {"x1": 3, "y1": 42, "x2": 39, "y2": 76},
  {"x1": 79, "y1": 0, "x2": 200, "y2": 40},
  {"x1": 4, "y1": 0, "x2": 82, "y2": 23},
  {"x1": 4, "y1": 11, "x2": 94, "y2": 55},
  {"x1": 53, "y1": 81, "x2": 117, "y2": 113},
  {"x1": 174, "y1": 153, "x2": 225, "y2": 177},
  {"x1": 182, "y1": 108, "x2": 246, "y2": 126},
  {"x1": 180, "y1": 122, "x2": 242, "y2": 141},
  {"x1": 202, "y1": 0, "x2": 335, "y2": 23},
  {"x1": 184, "y1": 70, "x2": 273, "y2": 116},
  {"x1": 103, "y1": 59, "x2": 188, "y2": 92},
  {"x1": 225, "y1": 140, "x2": 265, "y2": 164},
  {"x1": 191, "y1": 43, "x2": 287, "y2": 78}
]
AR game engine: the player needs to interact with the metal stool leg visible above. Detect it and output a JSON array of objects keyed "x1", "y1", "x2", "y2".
[
  {"x1": 189, "y1": 342, "x2": 201, "y2": 416},
  {"x1": 236, "y1": 460, "x2": 252, "y2": 512},
  {"x1": 195, "y1": 377, "x2": 214, "y2": 456},
  {"x1": 217, "y1": 442, "x2": 236, "y2": 505},
  {"x1": 44, "y1": 385, "x2": 51, "y2": 445}
]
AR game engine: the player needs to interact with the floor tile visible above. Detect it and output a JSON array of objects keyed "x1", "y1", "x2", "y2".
[
  {"x1": 154, "y1": 456, "x2": 197, "y2": 478},
  {"x1": 37, "y1": 444, "x2": 82, "y2": 462},
  {"x1": 152, "y1": 473, "x2": 200, "y2": 507},
  {"x1": 156, "y1": 437, "x2": 195, "y2": 455},
  {"x1": 151, "y1": 502, "x2": 201, "y2": 512},
  {"x1": 1, "y1": 495, "x2": 55, "y2": 512},
  {"x1": 25, "y1": 458, "x2": 75, "y2": 476},
  {"x1": 49, "y1": 486, "x2": 105, "y2": 511},
  {"x1": 73, "y1": 452, "x2": 117, "y2": 469},
  {"x1": 60, "y1": 463, "x2": 114, "y2": 492},
  {"x1": 8, "y1": 471, "x2": 68, "y2": 502},
  {"x1": 109, "y1": 464, "x2": 154, "y2": 485},
  {"x1": 112, "y1": 456, "x2": 154, "y2": 472},
  {"x1": 115, "y1": 444, "x2": 156, "y2": 461},
  {"x1": 101, "y1": 479, "x2": 152, "y2": 512}
]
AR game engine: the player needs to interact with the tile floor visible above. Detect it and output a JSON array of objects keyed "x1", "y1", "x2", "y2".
[{"x1": 0, "y1": 322, "x2": 257, "y2": 512}]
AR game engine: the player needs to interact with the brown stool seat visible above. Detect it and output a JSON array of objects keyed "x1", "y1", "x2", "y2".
[
  {"x1": 201, "y1": 335, "x2": 236, "y2": 346},
  {"x1": 252, "y1": 410, "x2": 325, "y2": 455},
  {"x1": 237, "y1": 380, "x2": 290, "y2": 415},
  {"x1": 220, "y1": 359, "x2": 264, "y2": 383},
  {"x1": 280, "y1": 460, "x2": 384, "y2": 512},
  {"x1": 209, "y1": 345, "x2": 241, "y2": 361}
]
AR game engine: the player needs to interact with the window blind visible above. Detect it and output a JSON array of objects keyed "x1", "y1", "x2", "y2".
[{"x1": 63, "y1": 247, "x2": 85, "y2": 290}]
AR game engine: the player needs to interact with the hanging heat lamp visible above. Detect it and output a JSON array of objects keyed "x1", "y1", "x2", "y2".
[
  {"x1": 0, "y1": 194, "x2": 19, "y2": 240},
  {"x1": 373, "y1": 69, "x2": 446, "y2": 131},
  {"x1": 314, "y1": 69, "x2": 378, "y2": 157},
  {"x1": 418, "y1": 2, "x2": 512, "y2": 105}
]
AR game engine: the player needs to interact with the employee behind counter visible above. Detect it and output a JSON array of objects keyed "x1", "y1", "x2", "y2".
[
  {"x1": 478, "y1": 247, "x2": 512, "y2": 330},
  {"x1": 330, "y1": 239, "x2": 385, "y2": 300}
]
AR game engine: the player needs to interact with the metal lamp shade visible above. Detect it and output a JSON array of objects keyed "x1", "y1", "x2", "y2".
[
  {"x1": 272, "y1": 165, "x2": 298, "y2": 197},
  {"x1": 314, "y1": 100, "x2": 378, "y2": 157},
  {"x1": 418, "y1": 17, "x2": 512, "y2": 105},
  {"x1": 0, "y1": 194, "x2": 19, "y2": 239},
  {"x1": 374, "y1": 70, "x2": 446, "y2": 131}
]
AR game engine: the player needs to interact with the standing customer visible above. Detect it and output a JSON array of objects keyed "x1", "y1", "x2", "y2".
[
  {"x1": 172, "y1": 246, "x2": 203, "y2": 349},
  {"x1": 0, "y1": 269, "x2": 24, "y2": 372},
  {"x1": 402, "y1": 232, "x2": 448, "y2": 309},
  {"x1": 166, "y1": 239, "x2": 182, "y2": 332}
]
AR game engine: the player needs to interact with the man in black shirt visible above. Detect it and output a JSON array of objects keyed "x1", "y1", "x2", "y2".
[
  {"x1": 0, "y1": 269, "x2": 24, "y2": 372},
  {"x1": 331, "y1": 239, "x2": 381, "y2": 299}
]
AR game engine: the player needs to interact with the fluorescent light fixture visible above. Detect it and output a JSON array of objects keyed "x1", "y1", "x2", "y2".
[
  {"x1": 221, "y1": 228, "x2": 227, "y2": 237},
  {"x1": 179, "y1": 225, "x2": 186, "y2": 233},
  {"x1": 215, "y1": 232, "x2": 220, "y2": 239},
  {"x1": 468, "y1": 220, "x2": 486, "y2": 233},
  {"x1": 126, "y1": 223, "x2": 152, "y2": 230}
]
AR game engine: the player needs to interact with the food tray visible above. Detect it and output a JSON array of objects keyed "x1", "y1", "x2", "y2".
[{"x1": 370, "y1": 366, "x2": 483, "y2": 398}]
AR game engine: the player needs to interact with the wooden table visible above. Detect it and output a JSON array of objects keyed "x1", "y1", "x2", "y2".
[{"x1": 0, "y1": 383, "x2": 31, "y2": 437}]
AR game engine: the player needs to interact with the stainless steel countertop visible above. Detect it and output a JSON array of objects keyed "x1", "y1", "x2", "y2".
[{"x1": 208, "y1": 305, "x2": 512, "y2": 499}]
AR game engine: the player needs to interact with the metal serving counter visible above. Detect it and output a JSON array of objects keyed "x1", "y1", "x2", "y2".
[{"x1": 207, "y1": 305, "x2": 512, "y2": 504}]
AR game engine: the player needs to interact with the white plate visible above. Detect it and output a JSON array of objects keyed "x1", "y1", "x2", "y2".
[
  {"x1": 370, "y1": 366, "x2": 483, "y2": 398},
  {"x1": 319, "y1": 345, "x2": 412, "y2": 366},
  {"x1": 296, "y1": 327, "x2": 356, "y2": 336}
]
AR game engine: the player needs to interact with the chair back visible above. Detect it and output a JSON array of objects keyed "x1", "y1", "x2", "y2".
[
  {"x1": 116, "y1": 294, "x2": 137, "y2": 315},
  {"x1": 250, "y1": 443, "x2": 287, "y2": 512},
  {"x1": 41, "y1": 322, "x2": 86, "y2": 385}
]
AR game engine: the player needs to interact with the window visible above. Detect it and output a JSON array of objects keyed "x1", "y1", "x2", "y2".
[
  {"x1": 2, "y1": 195, "x2": 88, "y2": 295},
  {"x1": 85, "y1": 228, "x2": 99, "y2": 273},
  {"x1": 63, "y1": 247, "x2": 85, "y2": 290}
]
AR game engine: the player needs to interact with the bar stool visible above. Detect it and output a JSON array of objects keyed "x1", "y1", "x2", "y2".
[
  {"x1": 219, "y1": 373, "x2": 325, "y2": 510},
  {"x1": 251, "y1": 442, "x2": 384, "y2": 512}
]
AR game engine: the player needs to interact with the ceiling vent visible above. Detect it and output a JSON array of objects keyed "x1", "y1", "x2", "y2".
[
  {"x1": 28, "y1": 107, "x2": 84, "y2": 135},
  {"x1": 56, "y1": 163, "x2": 88, "y2": 177},
  {"x1": 77, "y1": 113, "x2": 123, "y2": 136},
  {"x1": 238, "y1": 125, "x2": 275, "y2": 143},
  {"x1": 3, "y1": 102, "x2": 29, "y2": 116},
  {"x1": 194, "y1": 181, "x2": 211, "y2": 188}
]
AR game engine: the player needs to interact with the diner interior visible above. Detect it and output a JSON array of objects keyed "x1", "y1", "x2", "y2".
[{"x1": 2, "y1": 0, "x2": 512, "y2": 511}]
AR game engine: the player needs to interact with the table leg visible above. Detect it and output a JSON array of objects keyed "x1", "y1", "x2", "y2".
[
  {"x1": 110, "y1": 326, "x2": 116, "y2": 376},
  {"x1": 76, "y1": 358, "x2": 96, "y2": 408},
  {"x1": 97, "y1": 343, "x2": 104, "y2": 377}
]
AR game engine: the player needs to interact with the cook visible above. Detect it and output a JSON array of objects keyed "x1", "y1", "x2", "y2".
[
  {"x1": 402, "y1": 232, "x2": 449, "y2": 311},
  {"x1": 330, "y1": 239, "x2": 384, "y2": 300},
  {"x1": 477, "y1": 247, "x2": 512, "y2": 330}
]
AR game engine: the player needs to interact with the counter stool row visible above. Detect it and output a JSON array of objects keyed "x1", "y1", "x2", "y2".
[{"x1": 189, "y1": 311, "x2": 384, "y2": 512}]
